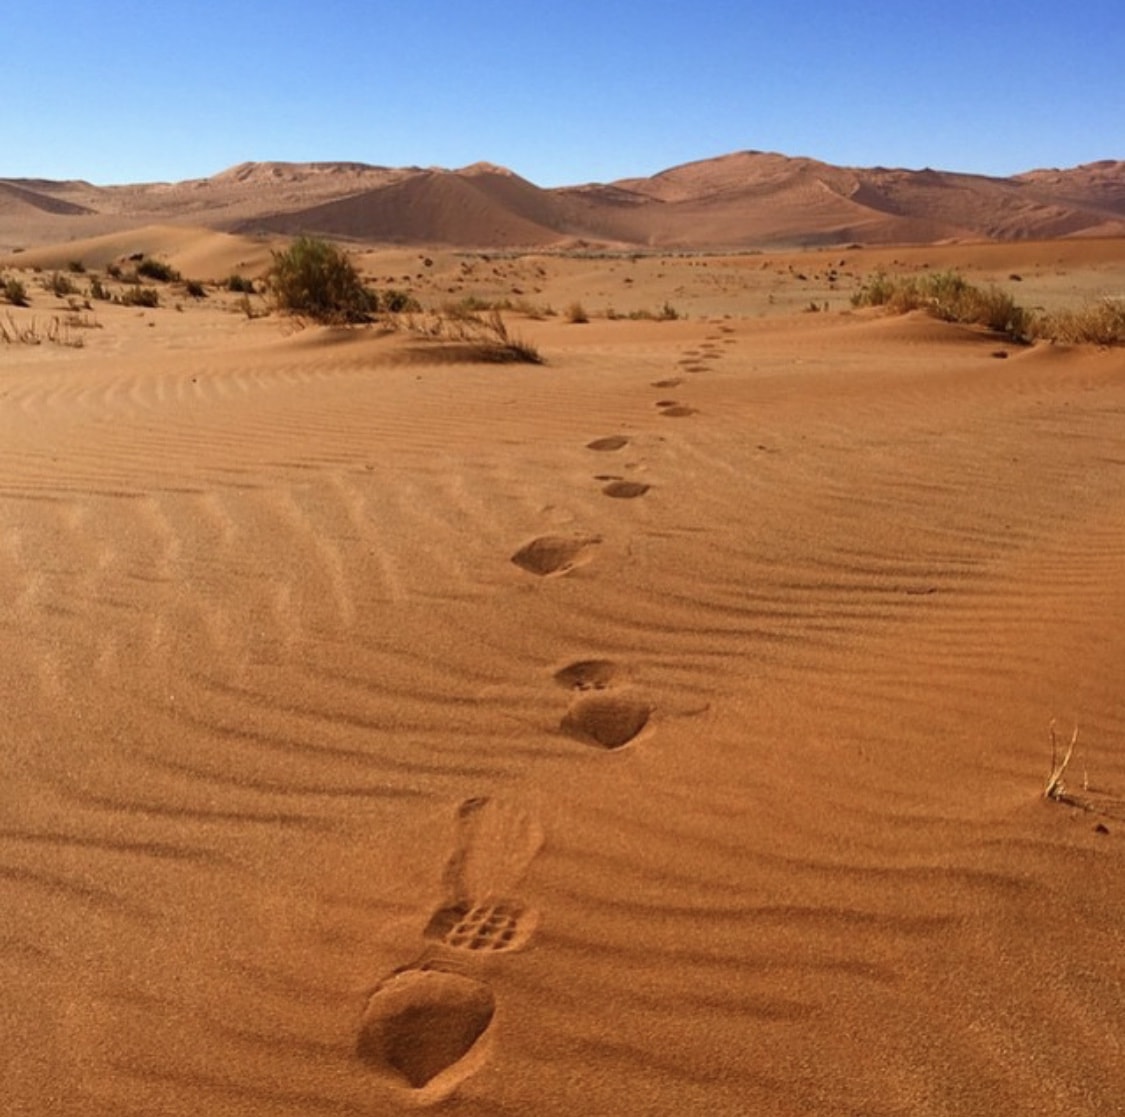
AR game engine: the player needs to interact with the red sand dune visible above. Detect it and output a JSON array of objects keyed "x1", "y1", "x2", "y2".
[{"x1": 3, "y1": 150, "x2": 1124, "y2": 252}]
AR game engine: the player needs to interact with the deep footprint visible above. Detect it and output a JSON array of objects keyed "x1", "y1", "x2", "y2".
[
  {"x1": 561, "y1": 692, "x2": 652, "y2": 749},
  {"x1": 553, "y1": 658, "x2": 619, "y2": 691},
  {"x1": 357, "y1": 969, "x2": 495, "y2": 1090},
  {"x1": 660, "y1": 405, "x2": 697, "y2": 417},
  {"x1": 511, "y1": 533, "x2": 601, "y2": 576},
  {"x1": 602, "y1": 480, "x2": 649, "y2": 499},
  {"x1": 586, "y1": 435, "x2": 629, "y2": 451}
]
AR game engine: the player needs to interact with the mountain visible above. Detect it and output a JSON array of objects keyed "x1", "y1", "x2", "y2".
[{"x1": 2, "y1": 151, "x2": 1124, "y2": 252}]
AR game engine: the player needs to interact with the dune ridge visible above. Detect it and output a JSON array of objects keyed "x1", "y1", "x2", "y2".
[{"x1": 3, "y1": 149, "x2": 1125, "y2": 252}]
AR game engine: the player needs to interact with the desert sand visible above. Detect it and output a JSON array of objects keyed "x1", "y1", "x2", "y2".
[{"x1": 2, "y1": 225, "x2": 1124, "y2": 1116}]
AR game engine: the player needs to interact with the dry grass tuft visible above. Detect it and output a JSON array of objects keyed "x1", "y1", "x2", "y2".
[
  {"x1": 394, "y1": 308, "x2": 543, "y2": 364},
  {"x1": 853, "y1": 270, "x2": 1030, "y2": 340},
  {"x1": 1045, "y1": 722, "x2": 1079, "y2": 802},
  {"x1": 1035, "y1": 298, "x2": 1125, "y2": 346}
]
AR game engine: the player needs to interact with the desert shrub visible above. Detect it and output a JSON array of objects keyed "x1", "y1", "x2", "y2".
[
  {"x1": 226, "y1": 274, "x2": 255, "y2": 293},
  {"x1": 68, "y1": 259, "x2": 86, "y2": 274},
  {"x1": 49, "y1": 271, "x2": 76, "y2": 297},
  {"x1": 566, "y1": 301, "x2": 589, "y2": 324},
  {"x1": 3, "y1": 276, "x2": 28, "y2": 306},
  {"x1": 184, "y1": 279, "x2": 207, "y2": 299},
  {"x1": 851, "y1": 270, "x2": 899, "y2": 308},
  {"x1": 268, "y1": 237, "x2": 375, "y2": 324},
  {"x1": 852, "y1": 270, "x2": 1030, "y2": 340},
  {"x1": 136, "y1": 257, "x2": 181, "y2": 282},
  {"x1": 106, "y1": 263, "x2": 123, "y2": 280},
  {"x1": 88, "y1": 276, "x2": 110, "y2": 301},
  {"x1": 1035, "y1": 299, "x2": 1125, "y2": 346},
  {"x1": 380, "y1": 288, "x2": 420, "y2": 314},
  {"x1": 399, "y1": 307, "x2": 543, "y2": 363},
  {"x1": 119, "y1": 286, "x2": 160, "y2": 308}
]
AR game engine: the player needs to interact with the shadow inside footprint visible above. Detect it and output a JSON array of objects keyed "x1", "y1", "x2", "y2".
[
  {"x1": 660, "y1": 405, "x2": 697, "y2": 417},
  {"x1": 424, "y1": 899, "x2": 535, "y2": 952},
  {"x1": 553, "y1": 658, "x2": 619, "y2": 691},
  {"x1": 586, "y1": 435, "x2": 629, "y2": 451},
  {"x1": 602, "y1": 480, "x2": 649, "y2": 499},
  {"x1": 562, "y1": 692, "x2": 652, "y2": 749},
  {"x1": 357, "y1": 969, "x2": 495, "y2": 1090},
  {"x1": 511, "y1": 534, "x2": 601, "y2": 576}
]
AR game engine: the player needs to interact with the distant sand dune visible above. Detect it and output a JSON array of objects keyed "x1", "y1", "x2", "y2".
[{"x1": 4, "y1": 151, "x2": 1125, "y2": 252}]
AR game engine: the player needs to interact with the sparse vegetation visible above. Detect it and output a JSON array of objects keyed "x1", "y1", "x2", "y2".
[
  {"x1": 566, "y1": 301, "x2": 589, "y2": 324},
  {"x1": 136, "y1": 257, "x2": 181, "y2": 283},
  {"x1": 268, "y1": 236, "x2": 375, "y2": 324},
  {"x1": 1045, "y1": 723, "x2": 1079, "y2": 803},
  {"x1": 1, "y1": 311, "x2": 88, "y2": 348},
  {"x1": 394, "y1": 307, "x2": 542, "y2": 363},
  {"x1": 379, "y1": 288, "x2": 421, "y2": 314},
  {"x1": 88, "y1": 276, "x2": 110, "y2": 301},
  {"x1": 48, "y1": 271, "x2": 77, "y2": 298},
  {"x1": 853, "y1": 269, "x2": 1125, "y2": 347},
  {"x1": 3, "y1": 276, "x2": 28, "y2": 306},
  {"x1": 226, "y1": 274, "x2": 255, "y2": 294},
  {"x1": 68, "y1": 259, "x2": 86, "y2": 274},
  {"x1": 852, "y1": 270, "x2": 1030, "y2": 340},
  {"x1": 184, "y1": 279, "x2": 207, "y2": 299},
  {"x1": 1035, "y1": 298, "x2": 1125, "y2": 346},
  {"x1": 119, "y1": 285, "x2": 160, "y2": 308}
]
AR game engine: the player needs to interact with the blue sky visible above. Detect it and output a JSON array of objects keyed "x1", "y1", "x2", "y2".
[{"x1": 8, "y1": 1, "x2": 1123, "y2": 186}]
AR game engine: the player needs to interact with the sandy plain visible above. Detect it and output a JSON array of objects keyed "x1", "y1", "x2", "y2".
[{"x1": 2, "y1": 230, "x2": 1124, "y2": 1116}]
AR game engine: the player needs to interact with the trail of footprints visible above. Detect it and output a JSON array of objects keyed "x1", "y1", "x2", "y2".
[{"x1": 358, "y1": 322, "x2": 735, "y2": 1098}]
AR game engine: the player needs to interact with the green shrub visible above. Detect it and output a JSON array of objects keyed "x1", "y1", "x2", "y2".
[
  {"x1": 136, "y1": 257, "x2": 181, "y2": 282},
  {"x1": 268, "y1": 236, "x2": 375, "y2": 324}
]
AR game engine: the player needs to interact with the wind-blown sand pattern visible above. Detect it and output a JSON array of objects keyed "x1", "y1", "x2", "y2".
[{"x1": 2, "y1": 236, "x2": 1125, "y2": 1116}]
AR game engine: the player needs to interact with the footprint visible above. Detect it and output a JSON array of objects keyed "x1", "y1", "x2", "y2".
[
  {"x1": 654, "y1": 398, "x2": 679, "y2": 408},
  {"x1": 651, "y1": 378, "x2": 682, "y2": 388},
  {"x1": 358, "y1": 799, "x2": 542, "y2": 1094},
  {"x1": 586, "y1": 435, "x2": 629, "y2": 452},
  {"x1": 436, "y1": 797, "x2": 543, "y2": 933},
  {"x1": 659, "y1": 405, "x2": 697, "y2": 418},
  {"x1": 602, "y1": 481, "x2": 649, "y2": 499},
  {"x1": 511, "y1": 533, "x2": 601, "y2": 576},
  {"x1": 561, "y1": 692, "x2": 652, "y2": 749},
  {"x1": 357, "y1": 969, "x2": 495, "y2": 1091},
  {"x1": 424, "y1": 900, "x2": 537, "y2": 953},
  {"x1": 553, "y1": 658, "x2": 619, "y2": 691}
]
